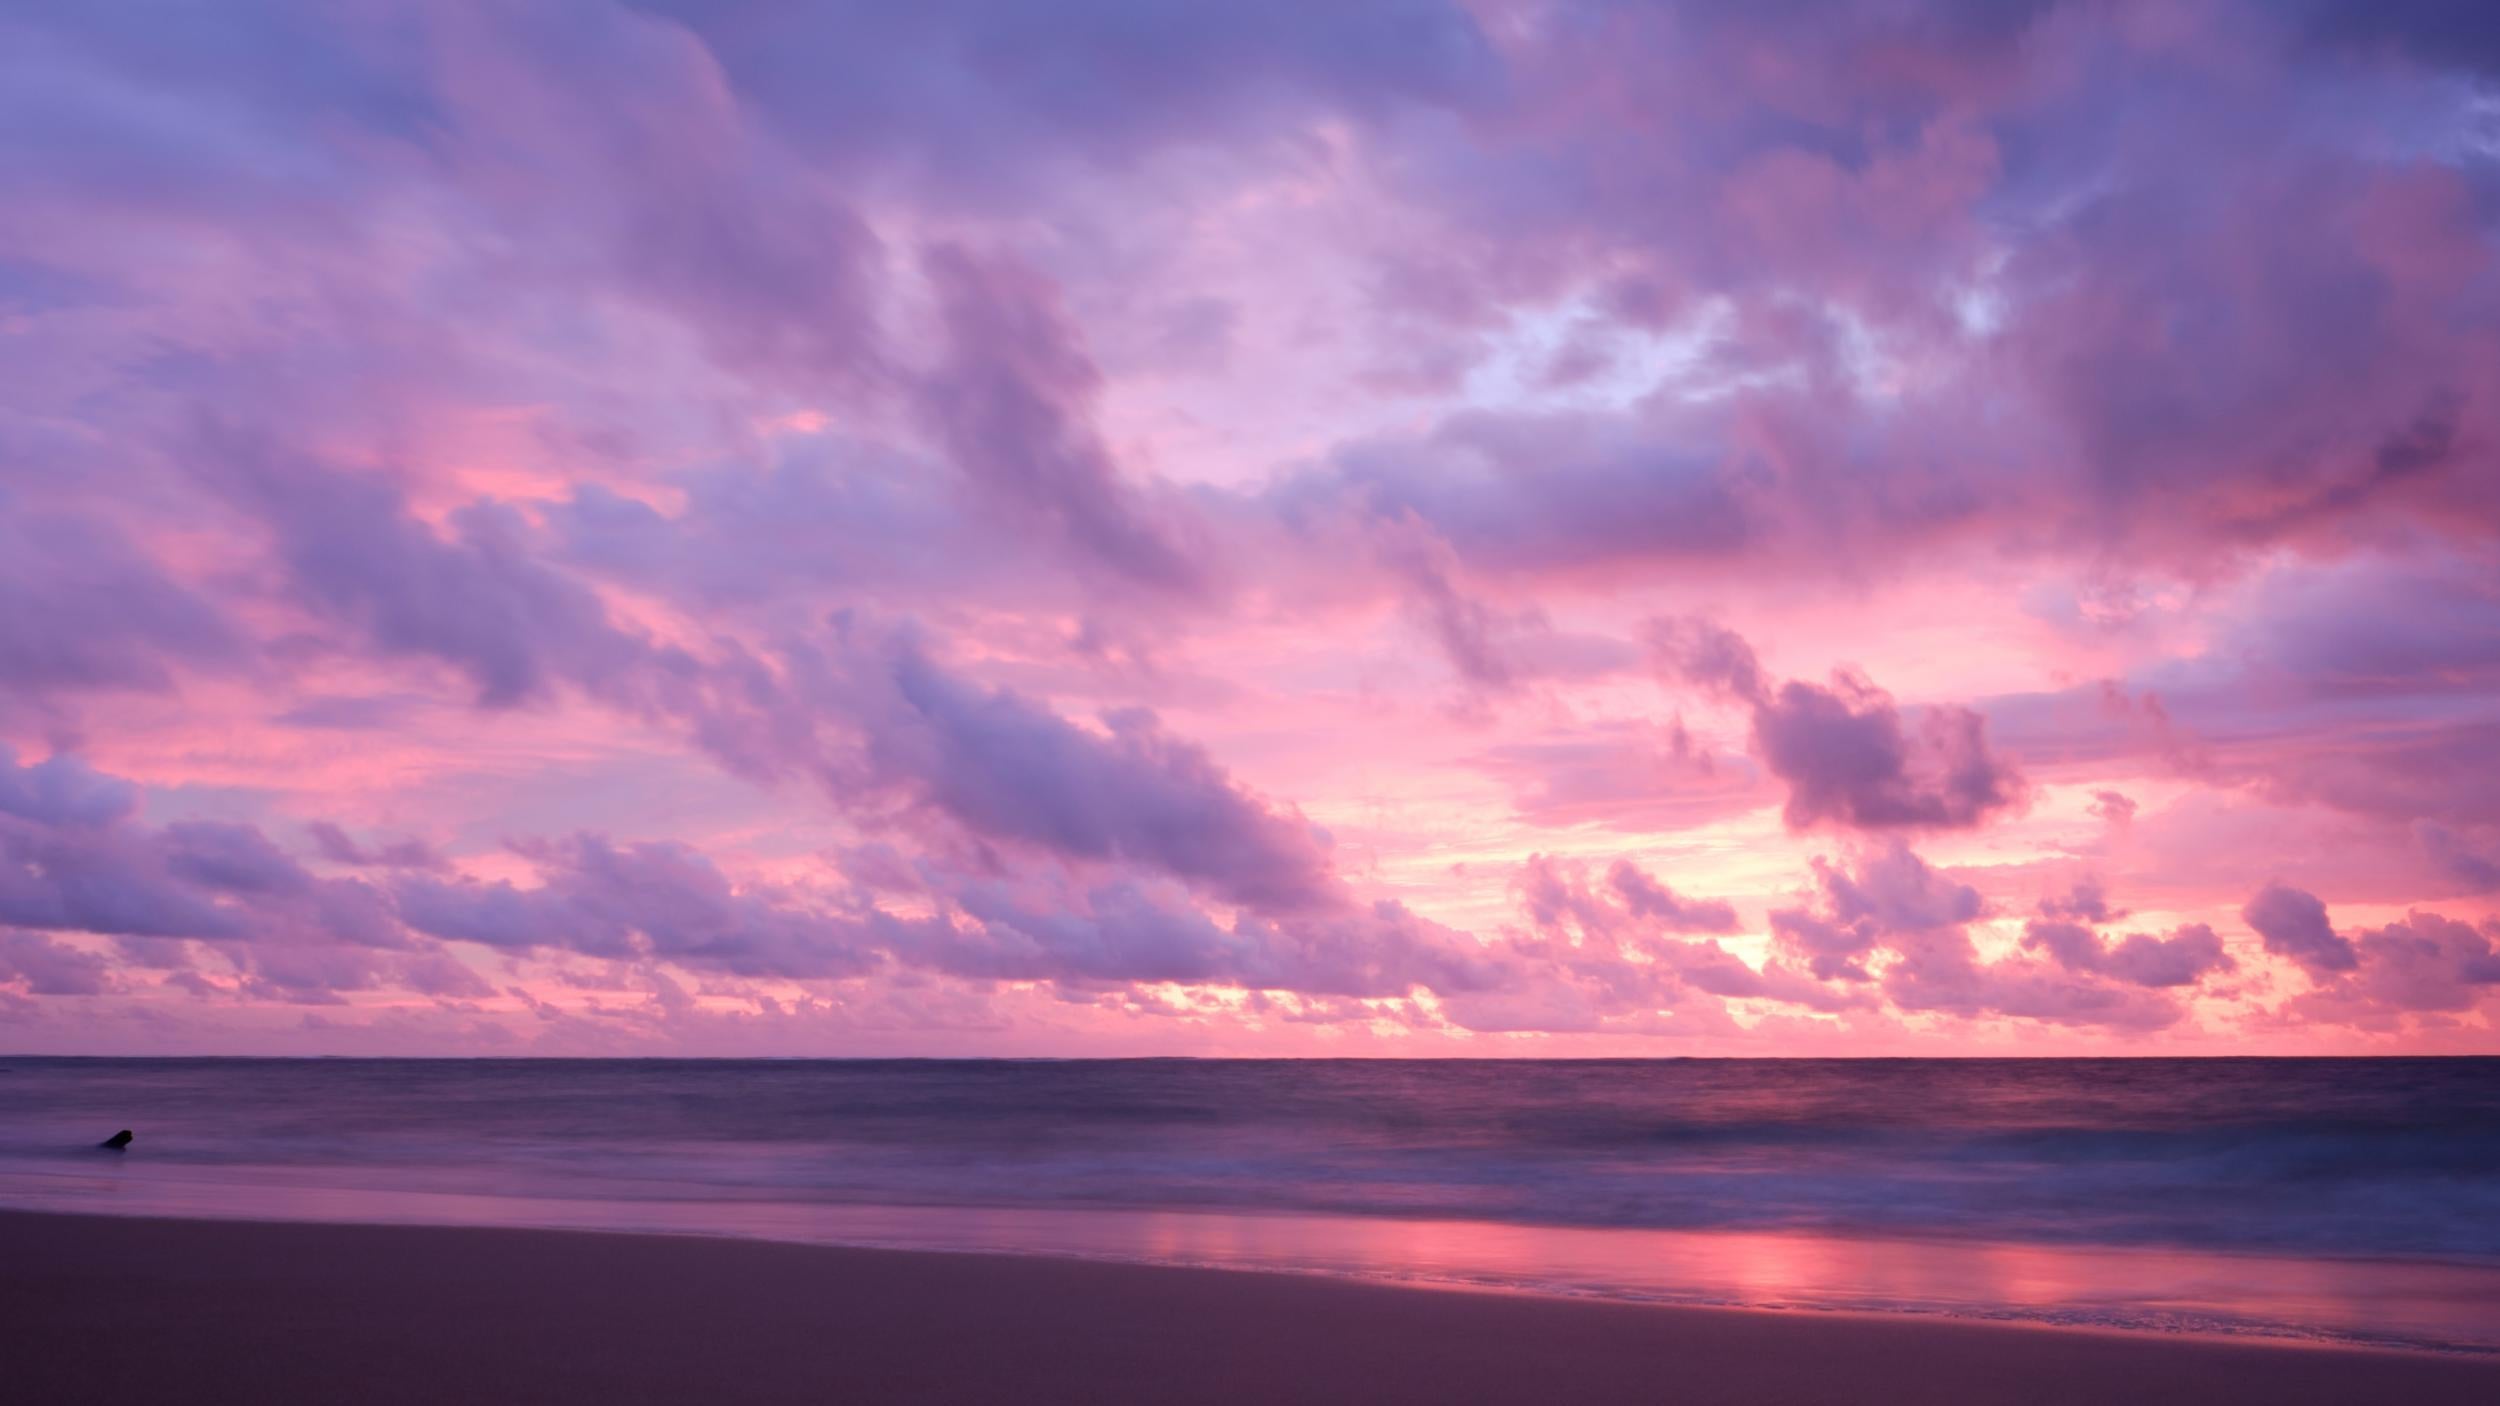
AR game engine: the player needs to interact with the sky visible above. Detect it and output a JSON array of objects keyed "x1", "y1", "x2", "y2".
[{"x1": 3, "y1": 0, "x2": 2498, "y2": 1055}]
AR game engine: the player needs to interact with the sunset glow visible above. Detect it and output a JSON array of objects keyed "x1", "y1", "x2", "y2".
[{"x1": 4, "y1": 0, "x2": 2498, "y2": 1054}]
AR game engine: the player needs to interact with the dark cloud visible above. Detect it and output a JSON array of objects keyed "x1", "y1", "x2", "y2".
[
  {"x1": 915, "y1": 244, "x2": 1207, "y2": 594},
  {"x1": 1504, "y1": 852, "x2": 1850, "y2": 1022},
  {"x1": 2207, "y1": 882, "x2": 2500, "y2": 1025},
  {"x1": 391, "y1": 831, "x2": 1500, "y2": 1000},
  {"x1": 0, "y1": 747, "x2": 140, "y2": 828},
  {"x1": 1775, "y1": 843, "x2": 2185, "y2": 1030},
  {"x1": 2022, "y1": 919, "x2": 2235, "y2": 989},
  {"x1": 1756, "y1": 676, "x2": 2023, "y2": 831},
  {"x1": 1268, "y1": 1, "x2": 2500, "y2": 597},
  {"x1": 188, "y1": 430, "x2": 1347, "y2": 916},
  {"x1": 194, "y1": 427, "x2": 645, "y2": 708},
  {"x1": 552, "y1": 443, "x2": 1058, "y2": 614},
  {"x1": 926, "y1": 865, "x2": 1501, "y2": 997},
  {"x1": 2340, "y1": 911, "x2": 2500, "y2": 1013},
  {"x1": 2298, "y1": 0, "x2": 2500, "y2": 75},
  {"x1": 627, "y1": 0, "x2": 1500, "y2": 195},
  {"x1": 396, "y1": 834, "x2": 883, "y2": 981},
  {"x1": 844, "y1": 637, "x2": 1337, "y2": 911},
  {"x1": 0, "y1": 930, "x2": 114, "y2": 996},
  {"x1": 2242, "y1": 882, "x2": 2361, "y2": 977},
  {"x1": 424, "y1": 1, "x2": 891, "y2": 393},
  {"x1": 1516, "y1": 852, "x2": 1740, "y2": 939},
  {"x1": 1607, "y1": 860, "x2": 1741, "y2": 934},
  {"x1": 1278, "y1": 414, "x2": 1760, "y2": 580},
  {"x1": 308, "y1": 822, "x2": 450, "y2": 873},
  {"x1": 1645, "y1": 617, "x2": 1768, "y2": 703},
  {"x1": 2037, "y1": 876, "x2": 2121, "y2": 925},
  {"x1": 1382, "y1": 527, "x2": 1536, "y2": 694},
  {"x1": 0, "y1": 507, "x2": 244, "y2": 701},
  {"x1": 1652, "y1": 618, "x2": 2025, "y2": 832},
  {"x1": 2418, "y1": 823, "x2": 2500, "y2": 893},
  {"x1": 0, "y1": 749, "x2": 406, "y2": 976},
  {"x1": 1767, "y1": 841, "x2": 1983, "y2": 981}
]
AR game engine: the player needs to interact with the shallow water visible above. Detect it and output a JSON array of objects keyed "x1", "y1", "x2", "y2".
[{"x1": 3, "y1": 1057, "x2": 2495, "y2": 1350}]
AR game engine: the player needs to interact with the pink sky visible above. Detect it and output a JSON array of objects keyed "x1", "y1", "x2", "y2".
[{"x1": 3, "y1": 0, "x2": 2498, "y2": 1054}]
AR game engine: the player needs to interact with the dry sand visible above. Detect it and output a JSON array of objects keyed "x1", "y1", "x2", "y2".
[{"x1": 3, "y1": 1210, "x2": 2494, "y2": 1404}]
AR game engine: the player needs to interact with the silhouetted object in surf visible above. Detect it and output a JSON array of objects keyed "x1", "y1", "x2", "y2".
[{"x1": 98, "y1": 1130, "x2": 132, "y2": 1151}]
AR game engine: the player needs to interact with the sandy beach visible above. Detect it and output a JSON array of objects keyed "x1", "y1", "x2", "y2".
[{"x1": 3, "y1": 1211, "x2": 2493, "y2": 1405}]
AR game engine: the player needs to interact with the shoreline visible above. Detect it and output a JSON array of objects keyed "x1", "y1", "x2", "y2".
[
  {"x1": 5, "y1": 1209, "x2": 2497, "y2": 1405},
  {"x1": 8, "y1": 1174, "x2": 2498, "y2": 1354}
]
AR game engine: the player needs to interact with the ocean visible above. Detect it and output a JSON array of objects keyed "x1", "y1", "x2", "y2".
[{"x1": 3, "y1": 1057, "x2": 2495, "y2": 1351}]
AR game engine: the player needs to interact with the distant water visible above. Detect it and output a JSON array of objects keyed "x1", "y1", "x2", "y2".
[{"x1": 3, "y1": 1057, "x2": 2496, "y2": 1351}]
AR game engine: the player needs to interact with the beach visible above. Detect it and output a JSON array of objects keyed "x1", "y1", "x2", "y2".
[
  {"x1": 4, "y1": 1210, "x2": 2495, "y2": 1406},
  {"x1": 6, "y1": 1058, "x2": 2498, "y2": 1353}
]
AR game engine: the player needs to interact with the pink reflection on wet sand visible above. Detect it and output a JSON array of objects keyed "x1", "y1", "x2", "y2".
[{"x1": 5, "y1": 1161, "x2": 2496, "y2": 1352}]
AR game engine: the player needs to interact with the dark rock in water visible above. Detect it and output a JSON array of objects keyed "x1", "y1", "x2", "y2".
[{"x1": 98, "y1": 1130, "x2": 133, "y2": 1151}]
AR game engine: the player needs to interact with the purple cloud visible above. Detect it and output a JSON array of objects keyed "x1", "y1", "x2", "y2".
[
  {"x1": 0, "y1": 749, "x2": 411, "y2": 988},
  {"x1": 0, "y1": 509, "x2": 243, "y2": 703},
  {"x1": 2023, "y1": 919, "x2": 2236, "y2": 990},
  {"x1": 0, "y1": 747, "x2": 140, "y2": 829},
  {"x1": 1772, "y1": 843, "x2": 2185, "y2": 1030},
  {"x1": 1654, "y1": 619, "x2": 2025, "y2": 832},
  {"x1": 0, "y1": 931, "x2": 114, "y2": 996},
  {"x1": 5, "y1": 0, "x2": 2498, "y2": 1050},
  {"x1": 397, "y1": 834, "x2": 883, "y2": 981},
  {"x1": 848, "y1": 638, "x2": 1336, "y2": 911},
  {"x1": 915, "y1": 244, "x2": 1207, "y2": 594},
  {"x1": 2242, "y1": 882, "x2": 2361, "y2": 977},
  {"x1": 629, "y1": 0, "x2": 1499, "y2": 192},
  {"x1": 308, "y1": 822, "x2": 450, "y2": 873},
  {"x1": 193, "y1": 429, "x2": 642, "y2": 708},
  {"x1": 1516, "y1": 853, "x2": 1740, "y2": 939}
]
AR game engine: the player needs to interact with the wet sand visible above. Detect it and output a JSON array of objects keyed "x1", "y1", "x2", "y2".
[{"x1": 2, "y1": 1210, "x2": 2493, "y2": 1405}]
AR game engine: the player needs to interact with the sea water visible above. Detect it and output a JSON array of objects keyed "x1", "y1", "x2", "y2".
[{"x1": 2, "y1": 1057, "x2": 2494, "y2": 1350}]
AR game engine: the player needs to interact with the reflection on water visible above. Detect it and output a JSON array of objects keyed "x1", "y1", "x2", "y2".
[
  {"x1": 6, "y1": 1057, "x2": 2496, "y2": 1351},
  {"x1": 5, "y1": 1160, "x2": 2496, "y2": 1354}
]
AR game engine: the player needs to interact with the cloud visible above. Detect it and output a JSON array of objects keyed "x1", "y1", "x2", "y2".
[
  {"x1": 0, "y1": 931, "x2": 114, "y2": 996},
  {"x1": 2419, "y1": 823, "x2": 2500, "y2": 892},
  {"x1": 1503, "y1": 852, "x2": 1853, "y2": 1024},
  {"x1": 1754, "y1": 675, "x2": 2023, "y2": 831},
  {"x1": 193, "y1": 428, "x2": 645, "y2": 708},
  {"x1": 1774, "y1": 842, "x2": 2187, "y2": 1030},
  {"x1": 922, "y1": 862, "x2": 1502, "y2": 997},
  {"x1": 915, "y1": 244, "x2": 1207, "y2": 594},
  {"x1": 1516, "y1": 852, "x2": 1740, "y2": 939},
  {"x1": 396, "y1": 834, "x2": 883, "y2": 981},
  {"x1": 1607, "y1": 859, "x2": 1741, "y2": 934},
  {"x1": 6, "y1": 0, "x2": 2499, "y2": 1050},
  {"x1": 0, "y1": 508, "x2": 244, "y2": 703},
  {"x1": 835, "y1": 634, "x2": 1338, "y2": 911},
  {"x1": 2241, "y1": 882, "x2": 2361, "y2": 978},
  {"x1": 0, "y1": 746, "x2": 140, "y2": 828},
  {"x1": 190, "y1": 427, "x2": 1338, "y2": 917},
  {"x1": 0, "y1": 748, "x2": 416, "y2": 1002},
  {"x1": 2249, "y1": 892, "x2": 2500, "y2": 1026},
  {"x1": 627, "y1": 0, "x2": 1500, "y2": 193},
  {"x1": 1652, "y1": 618, "x2": 2025, "y2": 832},
  {"x1": 2336, "y1": 911, "x2": 2500, "y2": 1014},
  {"x1": 308, "y1": 822, "x2": 450, "y2": 872},
  {"x1": 1265, "y1": 2, "x2": 2500, "y2": 600},
  {"x1": 2022, "y1": 919, "x2": 2235, "y2": 990},
  {"x1": 393, "y1": 830, "x2": 1503, "y2": 1002},
  {"x1": 2037, "y1": 876, "x2": 2122, "y2": 925},
  {"x1": 1278, "y1": 415, "x2": 1759, "y2": 581}
]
